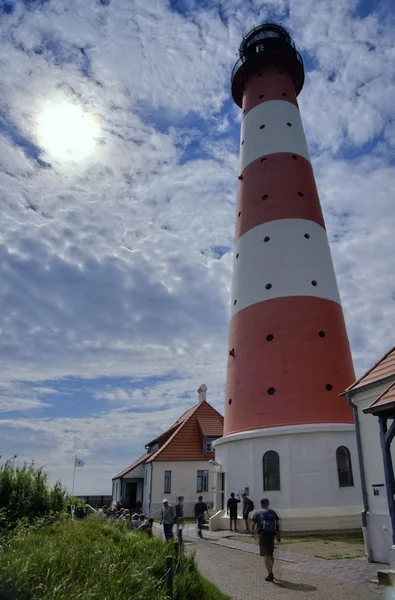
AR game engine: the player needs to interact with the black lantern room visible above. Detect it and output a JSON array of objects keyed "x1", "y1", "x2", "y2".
[{"x1": 231, "y1": 23, "x2": 305, "y2": 107}]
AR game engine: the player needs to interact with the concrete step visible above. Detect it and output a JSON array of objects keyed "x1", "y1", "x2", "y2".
[{"x1": 377, "y1": 569, "x2": 395, "y2": 586}]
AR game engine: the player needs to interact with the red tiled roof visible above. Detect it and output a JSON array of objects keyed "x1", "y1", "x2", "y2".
[
  {"x1": 345, "y1": 346, "x2": 395, "y2": 394},
  {"x1": 147, "y1": 401, "x2": 224, "y2": 462},
  {"x1": 197, "y1": 417, "x2": 223, "y2": 436},
  {"x1": 113, "y1": 400, "x2": 224, "y2": 478},
  {"x1": 364, "y1": 381, "x2": 395, "y2": 414}
]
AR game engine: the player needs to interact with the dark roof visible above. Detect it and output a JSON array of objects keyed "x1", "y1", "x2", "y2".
[
  {"x1": 363, "y1": 381, "x2": 395, "y2": 415},
  {"x1": 344, "y1": 346, "x2": 395, "y2": 394},
  {"x1": 113, "y1": 400, "x2": 224, "y2": 478}
]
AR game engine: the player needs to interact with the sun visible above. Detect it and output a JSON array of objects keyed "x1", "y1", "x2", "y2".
[{"x1": 37, "y1": 102, "x2": 100, "y2": 162}]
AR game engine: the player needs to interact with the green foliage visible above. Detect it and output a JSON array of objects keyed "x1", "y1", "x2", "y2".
[
  {"x1": 0, "y1": 457, "x2": 71, "y2": 531},
  {"x1": 0, "y1": 519, "x2": 230, "y2": 600}
]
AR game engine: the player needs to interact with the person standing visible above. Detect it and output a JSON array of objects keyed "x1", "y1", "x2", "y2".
[
  {"x1": 175, "y1": 496, "x2": 184, "y2": 542},
  {"x1": 251, "y1": 498, "x2": 280, "y2": 582},
  {"x1": 227, "y1": 492, "x2": 240, "y2": 532},
  {"x1": 194, "y1": 495, "x2": 208, "y2": 538},
  {"x1": 160, "y1": 499, "x2": 175, "y2": 542},
  {"x1": 175, "y1": 496, "x2": 184, "y2": 528},
  {"x1": 241, "y1": 492, "x2": 254, "y2": 532}
]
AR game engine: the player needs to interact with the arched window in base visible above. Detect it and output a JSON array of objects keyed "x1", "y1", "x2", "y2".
[
  {"x1": 263, "y1": 451, "x2": 280, "y2": 491},
  {"x1": 336, "y1": 446, "x2": 354, "y2": 487}
]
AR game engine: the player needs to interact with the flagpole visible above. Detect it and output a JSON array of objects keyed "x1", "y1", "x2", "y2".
[{"x1": 72, "y1": 454, "x2": 76, "y2": 496}]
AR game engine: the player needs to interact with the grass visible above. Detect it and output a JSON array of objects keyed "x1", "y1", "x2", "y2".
[
  {"x1": 228, "y1": 531, "x2": 365, "y2": 560},
  {"x1": 0, "y1": 518, "x2": 230, "y2": 600}
]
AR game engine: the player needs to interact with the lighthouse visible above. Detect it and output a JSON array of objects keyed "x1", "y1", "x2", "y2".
[{"x1": 213, "y1": 24, "x2": 362, "y2": 531}]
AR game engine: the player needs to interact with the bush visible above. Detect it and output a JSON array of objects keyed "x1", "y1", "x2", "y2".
[
  {"x1": 0, "y1": 519, "x2": 230, "y2": 600},
  {"x1": 0, "y1": 457, "x2": 69, "y2": 528}
]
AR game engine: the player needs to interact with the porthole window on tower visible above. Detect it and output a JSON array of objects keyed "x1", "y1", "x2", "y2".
[
  {"x1": 336, "y1": 446, "x2": 354, "y2": 487},
  {"x1": 263, "y1": 451, "x2": 280, "y2": 491}
]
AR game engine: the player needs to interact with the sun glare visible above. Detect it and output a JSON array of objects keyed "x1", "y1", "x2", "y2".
[{"x1": 37, "y1": 102, "x2": 100, "y2": 162}]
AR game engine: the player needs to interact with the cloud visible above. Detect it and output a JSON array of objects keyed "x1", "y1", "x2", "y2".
[{"x1": 0, "y1": 0, "x2": 394, "y2": 493}]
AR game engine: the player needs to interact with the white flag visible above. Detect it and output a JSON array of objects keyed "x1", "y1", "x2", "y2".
[{"x1": 75, "y1": 456, "x2": 84, "y2": 467}]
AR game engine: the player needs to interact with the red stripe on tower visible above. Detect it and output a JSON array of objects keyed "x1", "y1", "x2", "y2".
[{"x1": 224, "y1": 24, "x2": 355, "y2": 437}]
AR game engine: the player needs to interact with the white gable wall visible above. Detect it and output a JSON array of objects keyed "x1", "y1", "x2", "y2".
[
  {"x1": 352, "y1": 376, "x2": 395, "y2": 564},
  {"x1": 142, "y1": 460, "x2": 216, "y2": 518}
]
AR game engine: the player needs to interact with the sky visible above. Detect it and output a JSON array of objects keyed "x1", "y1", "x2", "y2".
[{"x1": 0, "y1": 0, "x2": 395, "y2": 495}]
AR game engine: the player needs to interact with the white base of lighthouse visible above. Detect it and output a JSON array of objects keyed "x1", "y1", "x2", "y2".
[{"x1": 211, "y1": 424, "x2": 363, "y2": 532}]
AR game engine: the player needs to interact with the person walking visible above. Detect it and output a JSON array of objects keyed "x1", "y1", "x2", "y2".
[
  {"x1": 175, "y1": 496, "x2": 184, "y2": 543},
  {"x1": 226, "y1": 492, "x2": 240, "y2": 532},
  {"x1": 251, "y1": 498, "x2": 280, "y2": 582},
  {"x1": 241, "y1": 492, "x2": 254, "y2": 532},
  {"x1": 194, "y1": 495, "x2": 208, "y2": 538},
  {"x1": 175, "y1": 496, "x2": 184, "y2": 528},
  {"x1": 160, "y1": 499, "x2": 175, "y2": 542}
]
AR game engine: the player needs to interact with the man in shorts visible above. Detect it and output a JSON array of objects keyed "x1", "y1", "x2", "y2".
[
  {"x1": 241, "y1": 492, "x2": 254, "y2": 532},
  {"x1": 226, "y1": 492, "x2": 240, "y2": 532},
  {"x1": 251, "y1": 498, "x2": 280, "y2": 582},
  {"x1": 194, "y1": 495, "x2": 208, "y2": 538}
]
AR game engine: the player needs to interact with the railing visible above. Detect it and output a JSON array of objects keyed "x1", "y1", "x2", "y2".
[{"x1": 231, "y1": 47, "x2": 304, "y2": 84}]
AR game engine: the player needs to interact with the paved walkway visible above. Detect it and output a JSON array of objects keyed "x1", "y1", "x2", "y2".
[{"x1": 154, "y1": 524, "x2": 388, "y2": 599}]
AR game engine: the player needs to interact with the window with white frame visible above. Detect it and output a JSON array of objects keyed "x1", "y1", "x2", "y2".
[
  {"x1": 164, "y1": 470, "x2": 171, "y2": 493},
  {"x1": 197, "y1": 470, "x2": 209, "y2": 492},
  {"x1": 204, "y1": 436, "x2": 219, "y2": 453}
]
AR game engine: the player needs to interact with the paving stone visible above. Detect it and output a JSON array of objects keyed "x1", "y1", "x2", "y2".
[{"x1": 154, "y1": 524, "x2": 387, "y2": 599}]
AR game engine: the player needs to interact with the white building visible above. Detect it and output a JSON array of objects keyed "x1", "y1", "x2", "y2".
[
  {"x1": 112, "y1": 385, "x2": 223, "y2": 518},
  {"x1": 343, "y1": 346, "x2": 395, "y2": 564}
]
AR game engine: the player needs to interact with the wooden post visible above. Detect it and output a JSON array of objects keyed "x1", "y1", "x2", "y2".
[
  {"x1": 177, "y1": 526, "x2": 183, "y2": 547},
  {"x1": 166, "y1": 555, "x2": 173, "y2": 599},
  {"x1": 379, "y1": 416, "x2": 395, "y2": 545}
]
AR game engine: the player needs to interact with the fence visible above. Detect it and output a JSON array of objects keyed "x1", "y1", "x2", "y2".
[{"x1": 75, "y1": 495, "x2": 112, "y2": 508}]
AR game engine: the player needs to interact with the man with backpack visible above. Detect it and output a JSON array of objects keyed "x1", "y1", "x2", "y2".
[
  {"x1": 251, "y1": 498, "x2": 280, "y2": 582},
  {"x1": 241, "y1": 492, "x2": 254, "y2": 532}
]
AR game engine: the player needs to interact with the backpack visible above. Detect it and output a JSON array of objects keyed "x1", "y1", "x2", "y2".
[
  {"x1": 248, "y1": 499, "x2": 254, "y2": 511},
  {"x1": 257, "y1": 508, "x2": 278, "y2": 534}
]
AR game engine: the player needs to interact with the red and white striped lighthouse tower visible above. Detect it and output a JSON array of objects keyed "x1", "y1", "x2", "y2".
[{"x1": 214, "y1": 24, "x2": 361, "y2": 530}]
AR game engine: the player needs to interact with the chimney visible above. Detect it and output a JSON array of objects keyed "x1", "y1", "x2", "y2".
[{"x1": 197, "y1": 384, "x2": 207, "y2": 403}]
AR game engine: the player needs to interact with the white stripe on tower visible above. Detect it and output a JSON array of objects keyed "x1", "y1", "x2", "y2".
[
  {"x1": 240, "y1": 100, "x2": 310, "y2": 170},
  {"x1": 224, "y1": 60, "x2": 355, "y2": 436}
]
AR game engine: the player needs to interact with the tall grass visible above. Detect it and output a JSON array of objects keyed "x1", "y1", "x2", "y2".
[
  {"x1": 0, "y1": 519, "x2": 230, "y2": 600},
  {"x1": 0, "y1": 457, "x2": 78, "y2": 537}
]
